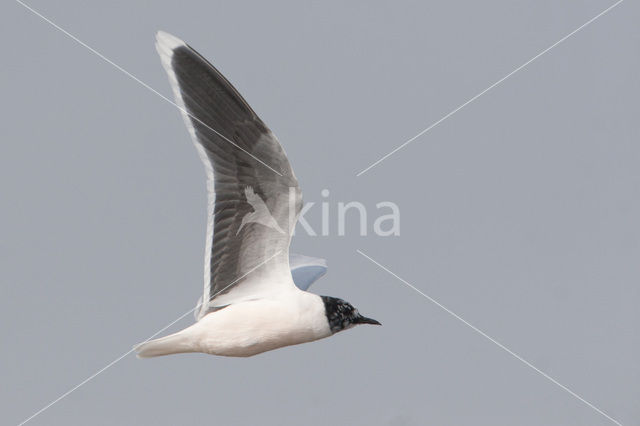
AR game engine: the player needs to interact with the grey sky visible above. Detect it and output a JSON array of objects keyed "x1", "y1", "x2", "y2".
[{"x1": 1, "y1": 1, "x2": 638, "y2": 425}]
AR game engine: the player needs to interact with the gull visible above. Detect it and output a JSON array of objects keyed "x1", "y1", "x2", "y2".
[{"x1": 135, "y1": 31, "x2": 380, "y2": 358}]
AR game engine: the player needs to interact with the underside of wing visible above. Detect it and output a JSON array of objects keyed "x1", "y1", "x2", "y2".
[
  {"x1": 289, "y1": 253, "x2": 328, "y2": 291},
  {"x1": 155, "y1": 31, "x2": 303, "y2": 319}
]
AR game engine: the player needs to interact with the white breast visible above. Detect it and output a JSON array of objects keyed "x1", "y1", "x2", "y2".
[{"x1": 187, "y1": 290, "x2": 331, "y2": 357}]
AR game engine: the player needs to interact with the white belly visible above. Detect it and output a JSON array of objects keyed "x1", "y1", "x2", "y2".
[{"x1": 187, "y1": 291, "x2": 331, "y2": 357}]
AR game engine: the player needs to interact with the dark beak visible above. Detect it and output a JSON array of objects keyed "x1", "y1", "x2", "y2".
[{"x1": 355, "y1": 315, "x2": 381, "y2": 326}]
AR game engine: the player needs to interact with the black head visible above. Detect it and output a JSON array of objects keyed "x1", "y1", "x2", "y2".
[{"x1": 321, "y1": 296, "x2": 381, "y2": 334}]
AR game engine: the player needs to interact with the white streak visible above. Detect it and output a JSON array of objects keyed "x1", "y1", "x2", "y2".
[
  {"x1": 155, "y1": 31, "x2": 216, "y2": 319},
  {"x1": 356, "y1": 249, "x2": 623, "y2": 426},
  {"x1": 356, "y1": 0, "x2": 624, "y2": 176}
]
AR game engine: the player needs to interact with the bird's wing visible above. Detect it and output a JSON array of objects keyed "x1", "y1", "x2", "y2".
[
  {"x1": 155, "y1": 31, "x2": 302, "y2": 317},
  {"x1": 289, "y1": 253, "x2": 328, "y2": 291},
  {"x1": 192, "y1": 253, "x2": 328, "y2": 319}
]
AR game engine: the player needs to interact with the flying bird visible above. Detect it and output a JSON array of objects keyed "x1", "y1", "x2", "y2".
[{"x1": 135, "y1": 31, "x2": 379, "y2": 358}]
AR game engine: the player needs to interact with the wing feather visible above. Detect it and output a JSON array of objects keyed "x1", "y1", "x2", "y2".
[{"x1": 155, "y1": 31, "x2": 302, "y2": 319}]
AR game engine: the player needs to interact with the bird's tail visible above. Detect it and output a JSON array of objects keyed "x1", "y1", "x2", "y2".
[{"x1": 134, "y1": 331, "x2": 195, "y2": 358}]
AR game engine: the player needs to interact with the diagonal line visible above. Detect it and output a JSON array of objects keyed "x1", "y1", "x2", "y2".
[
  {"x1": 15, "y1": 0, "x2": 283, "y2": 177},
  {"x1": 356, "y1": 0, "x2": 624, "y2": 177},
  {"x1": 356, "y1": 249, "x2": 623, "y2": 426},
  {"x1": 16, "y1": 308, "x2": 194, "y2": 426},
  {"x1": 17, "y1": 250, "x2": 284, "y2": 426}
]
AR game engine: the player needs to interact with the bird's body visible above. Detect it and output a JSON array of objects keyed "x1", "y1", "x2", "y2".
[
  {"x1": 135, "y1": 31, "x2": 378, "y2": 359},
  {"x1": 138, "y1": 289, "x2": 330, "y2": 358}
]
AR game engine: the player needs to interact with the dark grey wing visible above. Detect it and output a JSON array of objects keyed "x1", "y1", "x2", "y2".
[{"x1": 155, "y1": 31, "x2": 302, "y2": 319}]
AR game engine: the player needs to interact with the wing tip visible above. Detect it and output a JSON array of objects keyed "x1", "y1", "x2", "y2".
[
  {"x1": 155, "y1": 30, "x2": 186, "y2": 65},
  {"x1": 156, "y1": 30, "x2": 185, "y2": 49}
]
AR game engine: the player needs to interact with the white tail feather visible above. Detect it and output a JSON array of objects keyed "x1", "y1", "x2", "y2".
[{"x1": 134, "y1": 331, "x2": 195, "y2": 358}]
